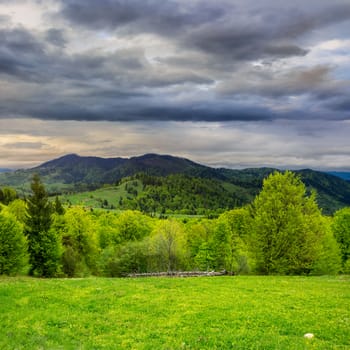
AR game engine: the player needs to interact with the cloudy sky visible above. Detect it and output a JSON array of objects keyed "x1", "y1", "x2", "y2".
[{"x1": 0, "y1": 0, "x2": 350, "y2": 170}]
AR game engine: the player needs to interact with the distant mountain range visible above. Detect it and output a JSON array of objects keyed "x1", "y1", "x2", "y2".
[
  {"x1": 0, "y1": 168, "x2": 12, "y2": 173},
  {"x1": 1, "y1": 153, "x2": 350, "y2": 214},
  {"x1": 327, "y1": 172, "x2": 350, "y2": 181}
]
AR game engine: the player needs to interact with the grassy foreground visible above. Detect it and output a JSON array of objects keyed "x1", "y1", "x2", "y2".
[{"x1": 0, "y1": 276, "x2": 349, "y2": 349}]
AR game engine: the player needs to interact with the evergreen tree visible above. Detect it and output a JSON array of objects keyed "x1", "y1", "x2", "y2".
[
  {"x1": 25, "y1": 174, "x2": 61, "y2": 277},
  {"x1": 54, "y1": 196, "x2": 65, "y2": 215}
]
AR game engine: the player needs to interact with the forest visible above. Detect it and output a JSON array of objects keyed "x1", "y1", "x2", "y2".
[{"x1": 0, "y1": 171, "x2": 349, "y2": 278}]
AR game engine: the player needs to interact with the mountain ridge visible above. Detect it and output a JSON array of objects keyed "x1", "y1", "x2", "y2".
[{"x1": 1, "y1": 153, "x2": 350, "y2": 214}]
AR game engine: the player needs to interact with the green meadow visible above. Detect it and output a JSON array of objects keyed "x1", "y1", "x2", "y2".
[{"x1": 0, "y1": 276, "x2": 349, "y2": 349}]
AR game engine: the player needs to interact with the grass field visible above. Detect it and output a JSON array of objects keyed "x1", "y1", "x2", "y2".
[
  {"x1": 0, "y1": 276, "x2": 349, "y2": 349},
  {"x1": 58, "y1": 180, "x2": 143, "y2": 209}
]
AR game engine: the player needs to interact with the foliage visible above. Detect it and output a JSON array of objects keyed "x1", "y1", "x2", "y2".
[
  {"x1": 185, "y1": 219, "x2": 216, "y2": 271},
  {"x1": 124, "y1": 174, "x2": 243, "y2": 214},
  {"x1": 213, "y1": 208, "x2": 252, "y2": 274},
  {"x1": 114, "y1": 210, "x2": 154, "y2": 242},
  {"x1": 0, "y1": 169, "x2": 347, "y2": 277},
  {"x1": 6, "y1": 199, "x2": 27, "y2": 223},
  {"x1": 0, "y1": 211, "x2": 28, "y2": 275},
  {"x1": 59, "y1": 207, "x2": 99, "y2": 277},
  {"x1": 0, "y1": 186, "x2": 17, "y2": 205},
  {"x1": 25, "y1": 174, "x2": 61, "y2": 277},
  {"x1": 311, "y1": 217, "x2": 341, "y2": 275},
  {"x1": 2, "y1": 153, "x2": 350, "y2": 214},
  {"x1": 150, "y1": 220, "x2": 187, "y2": 272},
  {"x1": 332, "y1": 207, "x2": 350, "y2": 272},
  {"x1": 250, "y1": 171, "x2": 328, "y2": 275},
  {"x1": 99, "y1": 240, "x2": 150, "y2": 277}
]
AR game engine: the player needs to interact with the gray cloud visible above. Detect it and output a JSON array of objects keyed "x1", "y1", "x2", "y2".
[
  {"x1": 60, "y1": 0, "x2": 227, "y2": 34},
  {"x1": 0, "y1": 0, "x2": 349, "y2": 127},
  {"x1": 45, "y1": 28, "x2": 67, "y2": 47}
]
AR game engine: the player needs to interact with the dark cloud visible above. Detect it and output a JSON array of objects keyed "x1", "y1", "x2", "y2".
[
  {"x1": 327, "y1": 98, "x2": 350, "y2": 112},
  {"x1": 217, "y1": 65, "x2": 340, "y2": 99},
  {"x1": 58, "y1": 0, "x2": 350, "y2": 63},
  {"x1": 0, "y1": 0, "x2": 349, "y2": 126},
  {"x1": 60, "y1": 0, "x2": 227, "y2": 34},
  {"x1": 0, "y1": 28, "x2": 49, "y2": 80},
  {"x1": 45, "y1": 28, "x2": 67, "y2": 47}
]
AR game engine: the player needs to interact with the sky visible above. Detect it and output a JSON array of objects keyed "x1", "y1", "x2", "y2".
[{"x1": 0, "y1": 0, "x2": 350, "y2": 170}]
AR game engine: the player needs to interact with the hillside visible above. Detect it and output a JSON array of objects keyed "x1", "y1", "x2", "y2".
[
  {"x1": 0, "y1": 153, "x2": 208, "y2": 193},
  {"x1": 327, "y1": 172, "x2": 350, "y2": 181},
  {"x1": 1, "y1": 153, "x2": 350, "y2": 213}
]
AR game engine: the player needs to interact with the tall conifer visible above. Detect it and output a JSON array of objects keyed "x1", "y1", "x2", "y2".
[{"x1": 25, "y1": 174, "x2": 61, "y2": 276}]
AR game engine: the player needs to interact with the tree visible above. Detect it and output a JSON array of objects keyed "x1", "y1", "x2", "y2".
[
  {"x1": 115, "y1": 210, "x2": 153, "y2": 242},
  {"x1": 185, "y1": 219, "x2": 215, "y2": 271},
  {"x1": 250, "y1": 171, "x2": 326, "y2": 275},
  {"x1": 53, "y1": 196, "x2": 65, "y2": 215},
  {"x1": 60, "y1": 207, "x2": 99, "y2": 276},
  {"x1": 332, "y1": 207, "x2": 350, "y2": 273},
  {"x1": 151, "y1": 219, "x2": 186, "y2": 272},
  {"x1": 0, "y1": 187, "x2": 17, "y2": 205},
  {"x1": 6, "y1": 199, "x2": 27, "y2": 223},
  {"x1": 0, "y1": 211, "x2": 28, "y2": 275},
  {"x1": 25, "y1": 174, "x2": 61, "y2": 277},
  {"x1": 311, "y1": 217, "x2": 341, "y2": 275},
  {"x1": 213, "y1": 208, "x2": 251, "y2": 274}
]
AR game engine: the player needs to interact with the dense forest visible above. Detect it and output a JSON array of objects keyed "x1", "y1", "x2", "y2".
[
  {"x1": 2, "y1": 153, "x2": 350, "y2": 214},
  {"x1": 0, "y1": 171, "x2": 349, "y2": 277}
]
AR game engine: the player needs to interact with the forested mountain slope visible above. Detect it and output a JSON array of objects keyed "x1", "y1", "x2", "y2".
[{"x1": 1, "y1": 153, "x2": 350, "y2": 213}]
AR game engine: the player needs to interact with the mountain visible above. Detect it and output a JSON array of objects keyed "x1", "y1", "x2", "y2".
[
  {"x1": 327, "y1": 172, "x2": 350, "y2": 181},
  {"x1": 0, "y1": 153, "x2": 210, "y2": 193},
  {"x1": 0, "y1": 168, "x2": 12, "y2": 173},
  {"x1": 1, "y1": 153, "x2": 350, "y2": 214}
]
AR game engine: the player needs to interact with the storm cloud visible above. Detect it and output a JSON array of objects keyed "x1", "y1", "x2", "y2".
[{"x1": 0, "y1": 0, "x2": 350, "y2": 169}]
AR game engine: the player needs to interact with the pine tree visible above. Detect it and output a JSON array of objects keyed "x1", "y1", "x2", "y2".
[{"x1": 25, "y1": 174, "x2": 61, "y2": 277}]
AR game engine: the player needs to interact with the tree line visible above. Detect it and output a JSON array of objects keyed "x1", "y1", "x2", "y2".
[{"x1": 0, "y1": 171, "x2": 349, "y2": 277}]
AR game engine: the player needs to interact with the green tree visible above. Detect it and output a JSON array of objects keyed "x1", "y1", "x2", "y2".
[
  {"x1": 6, "y1": 199, "x2": 27, "y2": 223},
  {"x1": 25, "y1": 174, "x2": 61, "y2": 277},
  {"x1": 332, "y1": 207, "x2": 350, "y2": 273},
  {"x1": 100, "y1": 240, "x2": 150, "y2": 277},
  {"x1": 0, "y1": 187, "x2": 17, "y2": 205},
  {"x1": 250, "y1": 171, "x2": 326, "y2": 275},
  {"x1": 311, "y1": 217, "x2": 341, "y2": 275},
  {"x1": 151, "y1": 219, "x2": 186, "y2": 272},
  {"x1": 96, "y1": 211, "x2": 121, "y2": 249},
  {"x1": 60, "y1": 207, "x2": 99, "y2": 276},
  {"x1": 0, "y1": 211, "x2": 28, "y2": 275},
  {"x1": 116, "y1": 210, "x2": 153, "y2": 242},
  {"x1": 213, "y1": 208, "x2": 251, "y2": 274},
  {"x1": 54, "y1": 196, "x2": 65, "y2": 215},
  {"x1": 185, "y1": 219, "x2": 215, "y2": 271}
]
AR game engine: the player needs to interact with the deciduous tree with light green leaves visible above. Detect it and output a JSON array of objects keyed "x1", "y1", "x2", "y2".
[
  {"x1": 250, "y1": 171, "x2": 329, "y2": 275},
  {"x1": 213, "y1": 208, "x2": 252, "y2": 274},
  {"x1": 332, "y1": 207, "x2": 350, "y2": 273},
  {"x1": 60, "y1": 207, "x2": 99, "y2": 277},
  {"x1": 0, "y1": 211, "x2": 28, "y2": 275},
  {"x1": 151, "y1": 219, "x2": 186, "y2": 272}
]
